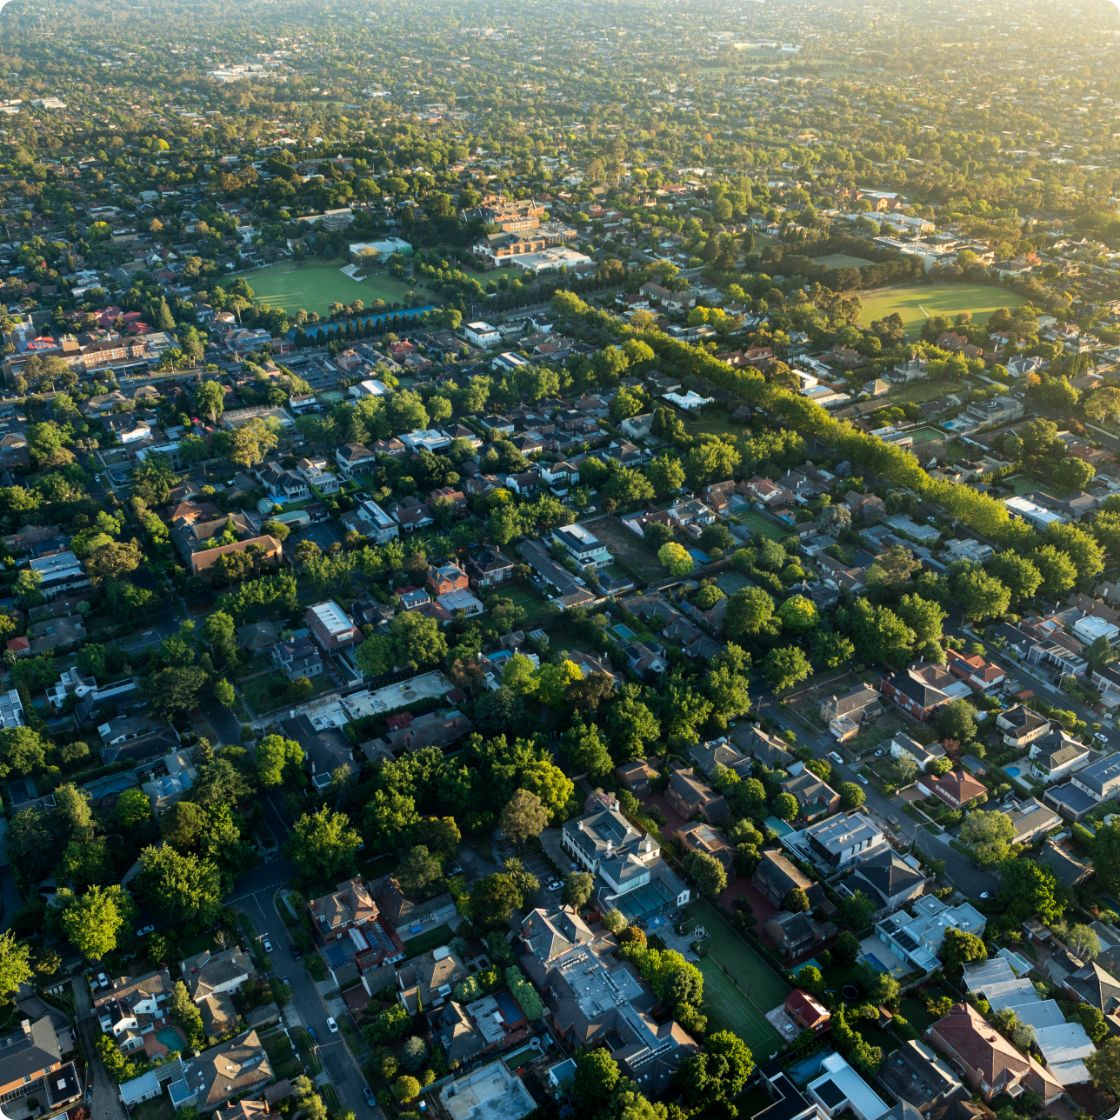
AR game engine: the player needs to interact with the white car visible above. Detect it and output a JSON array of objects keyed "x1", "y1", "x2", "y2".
[
  {"x1": 547, "y1": 880, "x2": 563, "y2": 893},
  {"x1": 326, "y1": 1017, "x2": 339, "y2": 1034},
  {"x1": 856, "y1": 773, "x2": 869, "y2": 785},
  {"x1": 262, "y1": 937, "x2": 273, "y2": 953}
]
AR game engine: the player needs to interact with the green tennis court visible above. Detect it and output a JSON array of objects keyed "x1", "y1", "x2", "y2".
[{"x1": 684, "y1": 899, "x2": 787, "y2": 1055}]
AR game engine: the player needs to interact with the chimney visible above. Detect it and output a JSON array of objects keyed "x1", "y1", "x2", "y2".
[{"x1": 19, "y1": 1019, "x2": 31, "y2": 1037}]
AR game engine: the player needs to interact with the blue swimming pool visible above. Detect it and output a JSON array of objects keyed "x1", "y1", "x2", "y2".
[{"x1": 1005, "y1": 765, "x2": 1021, "y2": 778}]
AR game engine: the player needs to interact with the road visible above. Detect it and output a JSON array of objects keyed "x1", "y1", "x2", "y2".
[
  {"x1": 230, "y1": 854, "x2": 373, "y2": 1118},
  {"x1": 755, "y1": 696, "x2": 1000, "y2": 898},
  {"x1": 73, "y1": 976, "x2": 128, "y2": 1120}
]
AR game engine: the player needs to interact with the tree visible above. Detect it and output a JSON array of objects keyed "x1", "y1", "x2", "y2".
[
  {"x1": 950, "y1": 563, "x2": 1010, "y2": 622},
  {"x1": 935, "y1": 699, "x2": 978, "y2": 744},
  {"x1": 470, "y1": 866, "x2": 539, "y2": 926},
  {"x1": 355, "y1": 634, "x2": 394, "y2": 678},
  {"x1": 560, "y1": 722, "x2": 613, "y2": 779},
  {"x1": 941, "y1": 927, "x2": 988, "y2": 973},
  {"x1": 1067, "y1": 922, "x2": 1101, "y2": 961},
  {"x1": 1032, "y1": 544, "x2": 1078, "y2": 599},
  {"x1": 573, "y1": 1048, "x2": 621, "y2": 1111},
  {"x1": 772, "y1": 791, "x2": 799, "y2": 822},
  {"x1": 838, "y1": 781, "x2": 866, "y2": 810},
  {"x1": 777, "y1": 594, "x2": 819, "y2": 634},
  {"x1": 960, "y1": 810, "x2": 1015, "y2": 865},
  {"x1": 290, "y1": 807, "x2": 361, "y2": 881},
  {"x1": 762, "y1": 645, "x2": 813, "y2": 692},
  {"x1": 999, "y1": 859, "x2": 1064, "y2": 925},
  {"x1": 1087, "y1": 1037, "x2": 1120, "y2": 1097},
  {"x1": 58, "y1": 885, "x2": 134, "y2": 960},
  {"x1": 0, "y1": 726, "x2": 49, "y2": 777},
  {"x1": 114, "y1": 788, "x2": 153, "y2": 831},
  {"x1": 563, "y1": 871, "x2": 594, "y2": 911},
  {"x1": 500, "y1": 789, "x2": 549, "y2": 845},
  {"x1": 607, "y1": 692, "x2": 660, "y2": 758},
  {"x1": 867, "y1": 545, "x2": 920, "y2": 591},
  {"x1": 84, "y1": 539, "x2": 143, "y2": 586},
  {"x1": 683, "y1": 1031, "x2": 755, "y2": 1112},
  {"x1": 137, "y1": 846, "x2": 223, "y2": 933},
  {"x1": 1095, "y1": 820, "x2": 1120, "y2": 894},
  {"x1": 989, "y1": 553, "x2": 1042, "y2": 604},
  {"x1": 646, "y1": 453, "x2": 686, "y2": 497},
  {"x1": 390, "y1": 612, "x2": 447, "y2": 670},
  {"x1": 396, "y1": 845, "x2": 444, "y2": 899},
  {"x1": 685, "y1": 850, "x2": 728, "y2": 898},
  {"x1": 1048, "y1": 523, "x2": 1106, "y2": 582},
  {"x1": 256, "y1": 734, "x2": 304, "y2": 788},
  {"x1": 657, "y1": 540, "x2": 693, "y2": 577},
  {"x1": 726, "y1": 586, "x2": 778, "y2": 643},
  {"x1": 147, "y1": 666, "x2": 209, "y2": 720},
  {"x1": 1085, "y1": 386, "x2": 1120, "y2": 425},
  {"x1": 171, "y1": 979, "x2": 205, "y2": 1049},
  {"x1": 195, "y1": 380, "x2": 225, "y2": 424},
  {"x1": 0, "y1": 931, "x2": 32, "y2": 1003}
]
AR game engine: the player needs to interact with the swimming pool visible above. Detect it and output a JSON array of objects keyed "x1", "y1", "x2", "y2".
[
  {"x1": 156, "y1": 1026, "x2": 186, "y2": 1052},
  {"x1": 1005, "y1": 765, "x2": 1021, "y2": 778},
  {"x1": 612, "y1": 623, "x2": 637, "y2": 640}
]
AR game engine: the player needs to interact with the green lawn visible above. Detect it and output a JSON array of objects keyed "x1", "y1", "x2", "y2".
[
  {"x1": 814, "y1": 252, "x2": 874, "y2": 269},
  {"x1": 737, "y1": 509, "x2": 791, "y2": 542},
  {"x1": 857, "y1": 283, "x2": 1026, "y2": 339},
  {"x1": 235, "y1": 259, "x2": 433, "y2": 316},
  {"x1": 684, "y1": 899, "x2": 788, "y2": 1057}
]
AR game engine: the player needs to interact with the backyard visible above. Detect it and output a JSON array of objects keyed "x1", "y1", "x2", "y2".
[
  {"x1": 856, "y1": 283, "x2": 1026, "y2": 338},
  {"x1": 683, "y1": 899, "x2": 788, "y2": 1057},
  {"x1": 235, "y1": 258, "x2": 433, "y2": 317}
]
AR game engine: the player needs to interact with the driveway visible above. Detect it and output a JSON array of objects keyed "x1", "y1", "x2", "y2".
[{"x1": 73, "y1": 977, "x2": 127, "y2": 1120}]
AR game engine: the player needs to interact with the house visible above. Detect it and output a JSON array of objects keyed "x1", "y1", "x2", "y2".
[
  {"x1": 95, "y1": 970, "x2": 174, "y2": 1053},
  {"x1": 1029, "y1": 729, "x2": 1090, "y2": 784},
  {"x1": 781, "y1": 770, "x2": 840, "y2": 821},
  {"x1": 803, "y1": 812, "x2": 887, "y2": 869},
  {"x1": 846, "y1": 847, "x2": 927, "y2": 914},
  {"x1": 665, "y1": 767, "x2": 730, "y2": 825},
  {"x1": 438, "y1": 1059, "x2": 537, "y2": 1120},
  {"x1": 921, "y1": 770, "x2": 987, "y2": 810},
  {"x1": 0, "y1": 1017, "x2": 81, "y2": 1112},
  {"x1": 880, "y1": 663, "x2": 969, "y2": 722},
  {"x1": 270, "y1": 635, "x2": 323, "y2": 681},
  {"x1": 945, "y1": 649, "x2": 1006, "y2": 692},
  {"x1": 997, "y1": 705, "x2": 1051, "y2": 750},
  {"x1": 462, "y1": 321, "x2": 502, "y2": 348},
  {"x1": 1064, "y1": 960, "x2": 1120, "y2": 1019},
  {"x1": 551, "y1": 523, "x2": 612, "y2": 569},
  {"x1": 753, "y1": 849, "x2": 814, "y2": 908},
  {"x1": 615, "y1": 760, "x2": 659, "y2": 796},
  {"x1": 1007, "y1": 798, "x2": 1062, "y2": 845},
  {"x1": 427, "y1": 561, "x2": 470, "y2": 597},
  {"x1": 181, "y1": 949, "x2": 254, "y2": 1003},
  {"x1": 190, "y1": 535, "x2": 283, "y2": 580},
  {"x1": 306, "y1": 601, "x2": 360, "y2": 650},
  {"x1": 562, "y1": 795, "x2": 689, "y2": 914},
  {"x1": 765, "y1": 910, "x2": 831, "y2": 961},
  {"x1": 806, "y1": 1052, "x2": 889, "y2": 1120},
  {"x1": 29, "y1": 550, "x2": 88, "y2": 597},
  {"x1": 675, "y1": 822, "x2": 735, "y2": 873},
  {"x1": 887, "y1": 733, "x2": 945, "y2": 773},
  {"x1": 167, "y1": 1030, "x2": 272, "y2": 1111},
  {"x1": 397, "y1": 945, "x2": 467, "y2": 1013},
  {"x1": 877, "y1": 1039, "x2": 965, "y2": 1113},
  {"x1": 309, "y1": 878, "x2": 378, "y2": 943},
  {"x1": 928, "y1": 1003, "x2": 1062, "y2": 1102},
  {"x1": 819, "y1": 685, "x2": 881, "y2": 740},
  {"x1": 870, "y1": 896, "x2": 985, "y2": 978},
  {"x1": 374, "y1": 876, "x2": 459, "y2": 942},
  {"x1": 784, "y1": 989, "x2": 831, "y2": 1033},
  {"x1": 520, "y1": 915, "x2": 696, "y2": 1093},
  {"x1": 342, "y1": 497, "x2": 399, "y2": 544},
  {"x1": 464, "y1": 547, "x2": 515, "y2": 590},
  {"x1": 1070, "y1": 751, "x2": 1120, "y2": 802},
  {"x1": 335, "y1": 443, "x2": 377, "y2": 479}
]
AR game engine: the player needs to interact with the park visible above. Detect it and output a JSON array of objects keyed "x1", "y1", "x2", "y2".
[
  {"x1": 234, "y1": 258, "x2": 433, "y2": 317},
  {"x1": 856, "y1": 282, "x2": 1026, "y2": 338}
]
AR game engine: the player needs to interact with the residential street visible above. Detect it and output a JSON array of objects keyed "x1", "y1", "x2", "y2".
[
  {"x1": 230, "y1": 859, "x2": 373, "y2": 1119},
  {"x1": 755, "y1": 697, "x2": 1000, "y2": 898},
  {"x1": 72, "y1": 976, "x2": 127, "y2": 1120}
]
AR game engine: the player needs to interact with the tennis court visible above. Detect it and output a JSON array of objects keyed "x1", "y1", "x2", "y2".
[{"x1": 684, "y1": 899, "x2": 788, "y2": 1056}]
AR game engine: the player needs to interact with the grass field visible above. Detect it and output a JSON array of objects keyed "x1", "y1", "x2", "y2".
[
  {"x1": 814, "y1": 252, "x2": 874, "y2": 269},
  {"x1": 235, "y1": 259, "x2": 431, "y2": 316},
  {"x1": 684, "y1": 899, "x2": 787, "y2": 1056},
  {"x1": 738, "y1": 509, "x2": 791, "y2": 542},
  {"x1": 857, "y1": 283, "x2": 1026, "y2": 339}
]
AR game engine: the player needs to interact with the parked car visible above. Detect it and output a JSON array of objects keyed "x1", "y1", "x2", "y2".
[
  {"x1": 363, "y1": 1088, "x2": 376, "y2": 1108},
  {"x1": 828, "y1": 751, "x2": 844, "y2": 766},
  {"x1": 547, "y1": 879, "x2": 563, "y2": 893},
  {"x1": 135, "y1": 924, "x2": 155, "y2": 938},
  {"x1": 326, "y1": 1017, "x2": 339, "y2": 1034},
  {"x1": 262, "y1": 936, "x2": 273, "y2": 952},
  {"x1": 856, "y1": 773, "x2": 869, "y2": 785}
]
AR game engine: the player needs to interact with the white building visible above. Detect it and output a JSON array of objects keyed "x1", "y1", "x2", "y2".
[
  {"x1": 463, "y1": 321, "x2": 502, "y2": 348},
  {"x1": 552, "y1": 523, "x2": 612, "y2": 569}
]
